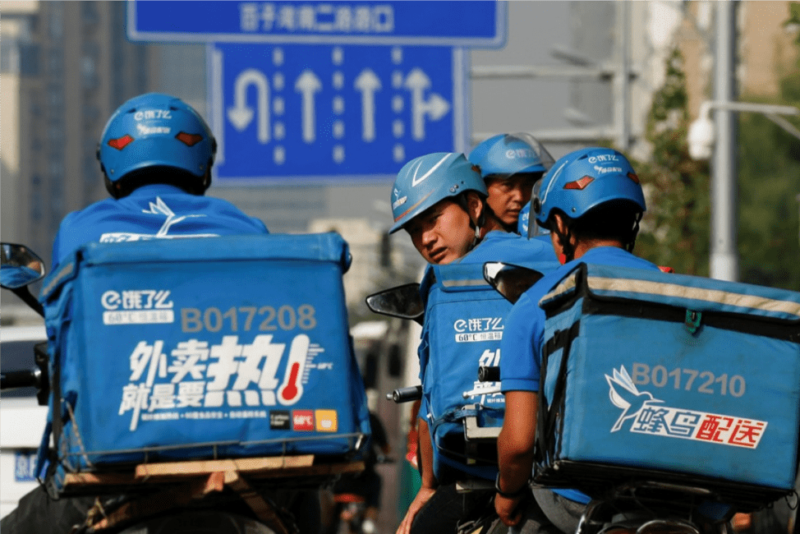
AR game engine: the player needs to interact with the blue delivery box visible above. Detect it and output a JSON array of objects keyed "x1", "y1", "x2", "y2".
[
  {"x1": 534, "y1": 263, "x2": 800, "y2": 508},
  {"x1": 38, "y1": 234, "x2": 370, "y2": 486}
]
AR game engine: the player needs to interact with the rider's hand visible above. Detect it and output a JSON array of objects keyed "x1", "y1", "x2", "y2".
[
  {"x1": 396, "y1": 486, "x2": 436, "y2": 534},
  {"x1": 495, "y1": 492, "x2": 525, "y2": 527}
]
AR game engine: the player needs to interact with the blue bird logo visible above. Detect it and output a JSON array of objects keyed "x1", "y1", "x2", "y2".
[{"x1": 605, "y1": 366, "x2": 663, "y2": 432}]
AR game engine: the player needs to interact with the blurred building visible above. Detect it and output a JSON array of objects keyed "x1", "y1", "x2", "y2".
[
  {"x1": 307, "y1": 217, "x2": 420, "y2": 315},
  {"x1": 1, "y1": 1, "x2": 153, "y2": 265}
]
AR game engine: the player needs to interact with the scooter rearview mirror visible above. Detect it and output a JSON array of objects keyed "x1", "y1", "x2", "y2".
[
  {"x1": 1, "y1": 243, "x2": 47, "y2": 317},
  {"x1": 365, "y1": 283, "x2": 424, "y2": 325},
  {"x1": 0, "y1": 243, "x2": 46, "y2": 290},
  {"x1": 483, "y1": 262, "x2": 544, "y2": 304}
]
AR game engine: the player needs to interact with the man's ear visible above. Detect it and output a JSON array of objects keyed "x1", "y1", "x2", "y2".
[
  {"x1": 552, "y1": 213, "x2": 568, "y2": 236},
  {"x1": 464, "y1": 191, "x2": 484, "y2": 224},
  {"x1": 550, "y1": 213, "x2": 573, "y2": 250}
]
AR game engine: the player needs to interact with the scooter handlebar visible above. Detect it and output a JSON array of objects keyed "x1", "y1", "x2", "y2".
[{"x1": 386, "y1": 385, "x2": 422, "y2": 403}]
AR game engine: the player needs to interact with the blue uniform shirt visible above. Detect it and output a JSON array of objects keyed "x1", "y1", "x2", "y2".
[
  {"x1": 500, "y1": 246, "x2": 660, "y2": 503},
  {"x1": 52, "y1": 184, "x2": 268, "y2": 269}
]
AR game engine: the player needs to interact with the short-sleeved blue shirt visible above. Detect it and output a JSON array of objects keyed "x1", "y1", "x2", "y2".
[
  {"x1": 500, "y1": 246, "x2": 660, "y2": 503},
  {"x1": 52, "y1": 184, "x2": 268, "y2": 270}
]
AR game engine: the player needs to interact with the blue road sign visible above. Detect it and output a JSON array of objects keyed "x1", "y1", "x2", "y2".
[
  {"x1": 128, "y1": 1, "x2": 506, "y2": 48},
  {"x1": 208, "y1": 44, "x2": 468, "y2": 185}
]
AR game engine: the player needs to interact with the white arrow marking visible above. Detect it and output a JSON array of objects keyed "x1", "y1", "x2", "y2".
[
  {"x1": 426, "y1": 93, "x2": 451, "y2": 121},
  {"x1": 295, "y1": 70, "x2": 322, "y2": 143},
  {"x1": 227, "y1": 69, "x2": 270, "y2": 144},
  {"x1": 404, "y1": 68, "x2": 451, "y2": 141},
  {"x1": 354, "y1": 69, "x2": 381, "y2": 142}
]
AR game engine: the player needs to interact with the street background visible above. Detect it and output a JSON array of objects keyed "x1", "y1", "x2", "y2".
[{"x1": 3, "y1": 1, "x2": 800, "y2": 531}]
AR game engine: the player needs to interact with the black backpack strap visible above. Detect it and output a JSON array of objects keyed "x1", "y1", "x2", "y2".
[{"x1": 535, "y1": 320, "x2": 580, "y2": 465}]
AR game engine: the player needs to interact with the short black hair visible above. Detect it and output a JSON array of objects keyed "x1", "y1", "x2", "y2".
[
  {"x1": 105, "y1": 166, "x2": 209, "y2": 199},
  {"x1": 554, "y1": 200, "x2": 642, "y2": 248}
]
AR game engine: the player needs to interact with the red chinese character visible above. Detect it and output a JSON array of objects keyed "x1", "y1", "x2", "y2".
[
  {"x1": 696, "y1": 415, "x2": 735, "y2": 442},
  {"x1": 696, "y1": 415, "x2": 724, "y2": 442},
  {"x1": 728, "y1": 419, "x2": 766, "y2": 448}
]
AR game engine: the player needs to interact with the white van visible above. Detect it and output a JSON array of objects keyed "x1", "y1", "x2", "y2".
[{"x1": 0, "y1": 325, "x2": 48, "y2": 519}]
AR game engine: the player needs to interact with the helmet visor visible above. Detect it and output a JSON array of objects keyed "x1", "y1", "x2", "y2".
[
  {"x1": 528, "y1": 179, "x2": 550, "y2": 238},
  {"x1": 483, "y1": 132, "x2": 556, "y2": 180}
]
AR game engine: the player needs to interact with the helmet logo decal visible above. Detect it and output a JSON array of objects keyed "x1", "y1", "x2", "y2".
[
  {"x1": 134, "y1": 109, "x2": 173, "y2": 121},
  {"x1": 99, "y1": 198, "x2": 216, "y2": 243},
  {"x1": 411, "y1": 153, "x2": 451, "y2": 187},
  {"x1": 588, "y1": 154, "x2": 618, "y2": 164},
  {"x1": 136, "y1": 123, "x2": 171, "y2": 136},
  {"x1": 593, "y1": 165, "x2": 622, "y2": 175},
  {"x1": 392, "y1": 196, "x2": 408, "y2": 210},
  {"x1": 395, "y1": 190, "x2": 434, "y2": 222},
  {"x1": 505, "y1": 148, "x2": 534, "y2": 159},
  {"x1": 107, "y1": 135, "x2": 134, "y2": 151}
]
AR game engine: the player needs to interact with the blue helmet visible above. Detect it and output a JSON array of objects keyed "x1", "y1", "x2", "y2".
[
  {"x1": 534, "y1": 147, "x2": 645, "y2": 228},
  {"x1": 98, "y1": 93, "x2": 216, "y2": 197},
  {"x1": 468, "y1": 133, "x2": 555, "y2": 179},
  {"x1": 390, "y1": 152, "x2": 487, "y2": 234}
]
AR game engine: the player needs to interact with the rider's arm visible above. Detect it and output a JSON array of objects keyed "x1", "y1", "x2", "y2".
[
  {"x1": 396, "y1": 418, "x2": 437, "y2": 534},
  {"x1": 496, "y1": 391, "x2": 537, "y2": 526},
  {"x1": 495, "y1": 292, "x2": 546, "y2": 526},
  {"x1": 417, "y1": 418, "x2": 437, "y2": 489}
]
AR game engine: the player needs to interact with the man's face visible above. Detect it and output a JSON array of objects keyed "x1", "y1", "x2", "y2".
[
  {"x1": 405, "y1": 199, "x2": 475, "y2": 264},
  {"x1": 485, "y1": 173, "x2": 540, "y2": 228}
]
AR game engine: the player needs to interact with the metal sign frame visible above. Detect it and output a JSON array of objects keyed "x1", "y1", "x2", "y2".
[{"x1": 127, "y1": 1, "x2": 507, "y2": 48}]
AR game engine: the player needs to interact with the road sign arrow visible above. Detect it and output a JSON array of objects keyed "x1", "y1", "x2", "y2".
[
  {"x1": 404, "y1": 68, "x2": 431, "y2": 91},
  {"x1": 424, "y1": 93, "x2": 450, "y2": 121},
  {"x1": 355, "y1": 69, "x2": 381, "y2": 142},
  {"x1": 227, "y1": 68, "x2": 270, "y2": 143},
  {"x1": 295, "y1": 70, "x2": 322, "y2": 143}
]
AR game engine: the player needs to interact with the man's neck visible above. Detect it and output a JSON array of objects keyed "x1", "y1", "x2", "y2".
[
  {"x1": 572, "y1": 239, "x2": 625, "y2": 260},
  {"x1": 480, "y1": 218, "x2": 507, "y2": 238}
]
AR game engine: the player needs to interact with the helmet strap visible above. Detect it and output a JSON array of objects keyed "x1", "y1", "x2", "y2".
[
  {"x1": 625, "y1": 213, "x2": 643, "y2": 253},
  {"x1": 552, "y1": 215, "x2": 576, "y2": 263},
  {"x1": 456, "y1": 193, "x2": 486, "y2": 249}
]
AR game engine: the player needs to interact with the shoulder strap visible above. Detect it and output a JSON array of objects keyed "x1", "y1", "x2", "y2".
[{"x1": 535, "y1": 320, "x2": 580, "y2": 465}]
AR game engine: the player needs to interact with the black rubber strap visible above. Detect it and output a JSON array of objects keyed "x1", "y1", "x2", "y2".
[{"x1": 536, "y1": 321, "x2": 580, "y2": 464}]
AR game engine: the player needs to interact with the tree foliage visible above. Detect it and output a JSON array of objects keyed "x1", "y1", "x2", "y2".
[
  {"x1": 735, "y1": 5, "x2": 800, "y2": 290},
  {"x1": 633, "y1": 49, "x2": 711, "y2": 276}
]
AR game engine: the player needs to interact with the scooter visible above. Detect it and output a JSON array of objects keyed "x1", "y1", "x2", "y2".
[
  {"x1": 0, "y1": 242, "x2": 363, "y2": 534},
  {"x1": 367, "y1": 263, "x2": 757, "y2": 534}
]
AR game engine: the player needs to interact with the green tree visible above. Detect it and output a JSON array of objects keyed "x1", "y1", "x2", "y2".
[
  {"x1": 634, "y1": 48, "x2": 711, "y2": 276},
  {"x1": 736, "y1": 6, "x2": 800, "y2": 290}
]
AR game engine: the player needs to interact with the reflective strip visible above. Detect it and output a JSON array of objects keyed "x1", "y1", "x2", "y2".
[
  {"x1": 541, "y1": 274, "x2": 800, "y2": 318},
  {"x1": 41, "y1": 262, "x2": 75, "y2": 298},
  {"x1": 442, "y1": 279, "x2": 488, "y2": 288},
  {"x1": 541, "y1": 274, "x2": 578, "y2": 304}
]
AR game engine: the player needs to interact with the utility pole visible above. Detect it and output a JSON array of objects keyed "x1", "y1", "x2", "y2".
[
  {"x1": 614, "y1": 1, "x2": 630, "y2": 151},
  {"x1": 710, "y1": 0, "x2": 738, "y2": 281}
]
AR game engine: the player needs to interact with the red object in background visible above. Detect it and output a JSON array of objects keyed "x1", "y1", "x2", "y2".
[
  {"x1": 405, "y1": 400, "x2": 421, "y2": 469},
  {"x1": 658, "y1": 266, "x2": 675, "y2": 273}
]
